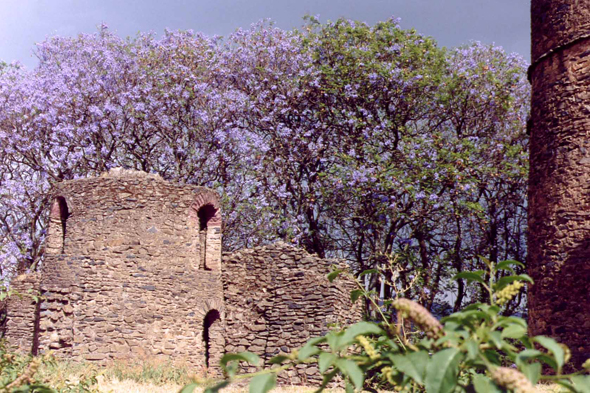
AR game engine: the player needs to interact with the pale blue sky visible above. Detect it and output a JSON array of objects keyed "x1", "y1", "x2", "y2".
[{"x1": 0, "y1": 0, "x2": 530, "y2": 69}]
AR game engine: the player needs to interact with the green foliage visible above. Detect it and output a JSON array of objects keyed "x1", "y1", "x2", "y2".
[{"x1": 193, "y1": 262, "x2": 590, "y2": 393}]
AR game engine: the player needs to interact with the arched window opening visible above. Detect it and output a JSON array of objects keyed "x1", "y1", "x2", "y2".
[
  {"x1": 198, "y1": 204, "x2": 216, "y2": 231},
  {"x1": 203, "y1": 309, "x2": 221, "y2": 369},
  {"x1": 49, "y1": 197, "x2": 69, "y2": 254},
  {"x1": 197, "y1": 204, "x2": 217, "y2": 270}
]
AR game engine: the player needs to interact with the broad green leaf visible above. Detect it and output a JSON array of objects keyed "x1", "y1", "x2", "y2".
[
  {"x1": 345, "y1": 382, "x2": 355, "y2": 393},
  {"x1": 319, "y1": 352, "x2": 337, "y2": 373},
  {"x1": 336, "y1": 359, "x2": 364, "y2": 389},
  {"x1": 358, "y1": 269, "x2": 379, "y2": 277},
  {"x1": 465, "y1": 340, "x2": 480, "y2": 361},
  {"x1": 535, "y1": 336, "x2": 565, "y2": 370},
  {"x1": 555, "y1": 379, "x2": 577, "y2": 393},
  {"x1": 483, "y1": 350, "x2": 501, "y2": 365},
  {"x1": 315, "y1": 370, "x2": 338, "y2": 392},
  {"x1": 496, "y1": 315, "x2": 527, "y2": 328},
  {"x1": 453, "y1": 271, "x2": 486, "y2": 284},
  {"x1": 571, "y1": 376, "x2": 590, "y2": 393},
  {"x1": 249, "y1": 373, "x2": 276, "y2": 393},
  {"x1": 221, "y1": 352, "x2": 260, "y2": 369},
  {"x1": 425, "y1": 348, "x2": 463, "y2": 393},
  {"x1": 472, "y1": 374, "x2": 502, "y2": 393},
  {"x1": 516, "y1": 349, "x2": 542, "y2": 367},
  {"x1": 489, "y1": 331, "x2": 505, "y2": 350},
  {"x1": 298, "y1": 338, "x2": 323, "y2": 360},
  {"x1": 520, "y1": 362, "x2": 541, "y2": 385},
  {"x1": 341, "y1": 321, "x2": 383, "y2": 345},
  {"x1": 501, "y1": 324, "x2": 526, "y2": 339},
  {"x1": 327, "y1": 270, "x2": 343, "y2": 282},
  {"x1": 389, "y1": 351, "x2": 428, "y2": 385},
  {"x1": 350, "y1": 289, "x2": 364, "y2": 303},
  {"x1": 202, "y1": 381, "x2": 230, "y2": 393},
  {"x1": 494, "y1": 274, "x2": 533, "y2": 291},
  {"x1": 180, "y1": 383, "x2": 199, "y2": 393},
  {"x1": 495, "y1": 260, "x2": 524, "y2": 273}
]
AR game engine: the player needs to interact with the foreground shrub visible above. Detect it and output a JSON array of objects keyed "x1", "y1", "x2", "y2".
[
  {"x1": 187, "y1": 259, "x2": 590, "y2": 393},
  {"x1": 0, "y1": 343, "x2": 98, "y2": 392}
]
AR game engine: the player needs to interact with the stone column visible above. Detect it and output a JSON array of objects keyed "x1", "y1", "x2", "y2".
[{"x1": 529, "y1": 0, "x2": 590, "y2": 369}]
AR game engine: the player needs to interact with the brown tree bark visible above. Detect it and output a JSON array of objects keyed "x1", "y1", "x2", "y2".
[{"x1": 529, "y1": 0, "x2": 590, "y2": 370}]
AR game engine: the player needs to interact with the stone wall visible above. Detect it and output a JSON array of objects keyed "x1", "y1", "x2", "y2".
[
  {"x1": 36, "y1": 169, "x2": 224, "y2": 369},
  {"x1": 4, "y1": 169, "x2": 362, "y2": 379},
  {"x1": 223, "y1": 242, "x2": 362, "y2": 385},
  {"x1": 4, "y1": 273, "x2": 40, "y2": 353}
]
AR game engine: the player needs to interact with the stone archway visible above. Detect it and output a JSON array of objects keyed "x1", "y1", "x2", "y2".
[
  {"x1": 203, "y1": 309, "x2": 222, "y2": 369},
  {"x1": 188, "y1": 191, "x2": 222, "y2": 272},
  {"x1": 195, "y1": 299, "x2": 225, "y2": 373}
]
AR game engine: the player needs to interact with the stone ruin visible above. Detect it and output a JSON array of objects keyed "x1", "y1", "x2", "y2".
[{"x1": 3, "y1": 168, "x2": 361, "y2": 382}]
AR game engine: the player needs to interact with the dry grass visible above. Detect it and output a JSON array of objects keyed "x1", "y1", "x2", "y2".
[
  {"x1": 36, "y1": 358, "x2": 565, "y2": 393},
  {"x1": 97, "y1": 380, "x2": 345, "y2": 393}
]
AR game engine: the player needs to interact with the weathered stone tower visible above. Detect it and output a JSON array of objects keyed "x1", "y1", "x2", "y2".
[
  {"x1": 529, "y1": 0, "x2": 590, "y2": 368},
  {"x1": 6, "y1": 168, "x2": 225, "y2": 368}
]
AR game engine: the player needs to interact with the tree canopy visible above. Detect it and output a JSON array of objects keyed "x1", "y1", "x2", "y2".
[{"x1": 0, "y1": 18, "x2": 529, "y2": 312}]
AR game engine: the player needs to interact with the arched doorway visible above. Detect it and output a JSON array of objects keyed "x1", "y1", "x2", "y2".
[{"x1": 202, "y1": 309, "x2": 223, "y2": 370}]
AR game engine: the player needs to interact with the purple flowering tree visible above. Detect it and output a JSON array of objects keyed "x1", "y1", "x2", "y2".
[{"x1": 0, "y1": 19, "x2": 529, "y2": 314}]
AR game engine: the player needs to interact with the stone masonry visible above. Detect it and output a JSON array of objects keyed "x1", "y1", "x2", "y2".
[
  {"x1": 3, "y1": 169, "x2": 360, "y2": 377},
  {"x1": 223, "y1": 242, "x2": 362, "y2": 384},
  {"x1": 529, "y1": 0, "x2": 590, "y2": 369}
]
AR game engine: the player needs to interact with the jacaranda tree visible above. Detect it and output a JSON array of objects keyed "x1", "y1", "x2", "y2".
[{"x1": 0, "y1": 18, "x2": 529, "y2": 313}]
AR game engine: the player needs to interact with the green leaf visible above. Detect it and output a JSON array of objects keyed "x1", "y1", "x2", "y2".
[
  {"x1": 494, "y1": 274, "x2": 534, "y2": 291},
  {"x1": 465, "y1": 340, "x2": 480, "y2": 361},
  {"x1": 336, "y1": 359, "x2": 364, "y2": 389},
  {"x1": 358, "y1": 269, "x2": 379, "y2": 277},
  {"x1": 315, "y1": 369, "x2": 338, "y2": 392},
  {"x1": 389, "y1": 351, "x2": 428, "y2": 385},
  {"x1": 319, "y1": 352, "x2": 337, "y2": 373},
  {"x1": 479, "y1": 255, "x2": 492, "y2": 270},
  {"x1": 268, "y1": 354, "x2": 290, "y2": 365},
  {"x1": 180, "y1": 383, "x2": 199, "y2": 393},
  {"x1": 425, "y1": 348, "x2": 463, "y2": 393},
  {"x1": 203, "y1": 381, "x2": 230, "y2": 393},
  {"x1": 535, "y1": 336, "x2": 565, "y2": 370},
  {"x1": 488, "y1": 331, "x2": 504, "y2": 349},
  {"x1": 298, "y1": 337, "x2": 325, "y2": 360},
  {"x1": 327, "y1": 270, "x2": 343, "y2": 282},
  {"x1": 571, "y1": 376, "x2": 590, "y2": 393},
  {"x1": 453, "y1": 271, "x2": 486, "y2": 284},
  {"x1": 221, "y1": 352, "x2": 260, "y2": 369},
  {"x1": 520, "y1": 362, "x2": 541, "y2": 385},
  {"x1": 341, "y1": 321, "x2": 383, "y2": 345},
  {"x1": 249, "y1": 373, "x2": 276, "y2": 393},
  {"x1": 516, "y1": 349, "x2": 542, "y2": 367},
  {"x1": 501, "y1": 324, "x2": 526, "y2": 339},
  {"x1": 350, "y1": 289, "x2": 363, "y2": 303},
  {"x1": 345, "y1": 381, "x2": 355, "y2": 393},
  {"x1": 555, "y1": 379, "x2": 578, "y2": 392},
  {"x1": 472, "y1": 374, "x2": 502, "y2": 393},
  {"x1": 495, "y1": 260, "x2": 524, "y2": 273}
]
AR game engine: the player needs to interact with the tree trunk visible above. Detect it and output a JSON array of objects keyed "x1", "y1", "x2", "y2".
[{"x1": 529, "y1": 0, "x2": 590, "y2": 370}]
